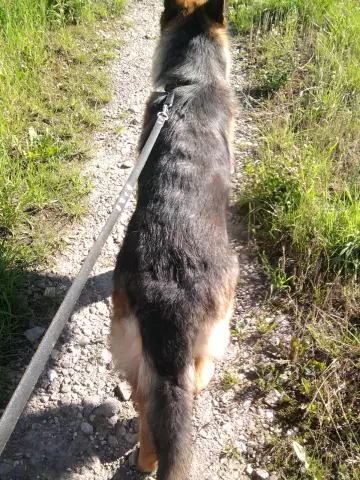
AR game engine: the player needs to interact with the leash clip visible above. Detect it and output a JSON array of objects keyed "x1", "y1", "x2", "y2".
[{"x1": 157, "y1": 90, "x2": 175, "y2": 123}]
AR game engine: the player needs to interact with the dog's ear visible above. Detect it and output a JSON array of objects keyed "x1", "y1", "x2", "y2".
[{"x1": 205, "y1": 0, "x2": 225, "y2": 24}]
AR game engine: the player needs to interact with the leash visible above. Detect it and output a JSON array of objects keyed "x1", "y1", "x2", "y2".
[{"x1": 0, "y1": 92, "x2": 174, "y2": 455}]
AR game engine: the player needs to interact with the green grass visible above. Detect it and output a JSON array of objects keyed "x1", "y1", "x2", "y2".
[
  {"x1": 230, "y1": 0, "x2": 360, "y2": 477},
  {"x1": 0, "y1": 0, "x2": 125, "y2": 364},
  {"x1": 222, "y1": 370, "x2": 241, "y2": 389}
]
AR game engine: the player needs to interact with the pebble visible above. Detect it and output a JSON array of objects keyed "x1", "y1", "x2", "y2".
[
  {"x1": 253, "y1": 469, "x2": 270, "y2": 480},
  {"x1": 44, "y1": 286, "x2": 56, "y2": 297},
  {"x1": 121, "y1": 160, "x2": 133, "y2": 168},
  {"x1": 264, "y1": 389, "x2": 283, "y2": 407},
  {"x1": 246, "y1": 464, "x2": 253, "y2": 475},
  {"x1": 108, "y1": 415, "x2": 118, "y2": 427},
  {"x1": 60, "y1": 383, "x2": 71, "y2": 393},
  {"x1": 94, "y1": 398, "x2": 121, "y2": 417},
  {"x1": 128, "y1": 449, "x2": 138, "y2": 467},
  {"x1": 130, "y1": 417, "x2": 140, "y2": 433},
  {"x1": 116, "y1": 424, "x2": 126, "y2": 439},
  {"x1": 114, "y1": 381, "x2": 132, "y2": 401},
  {"x1": 125, "y1": 432, "x2": 138, "y2": 444},
  {"x1": 24, "y1": 326, "x2": 45, "y2": 344},
  {"x1": 96, "y1": 302, "x2": 108, "y2": 315},
  {"x1": 100, "y1": 349, "x2": 112, "y2": 365},
  {"x1": 107, "y1": 435, "x2": 118, "y2": 448},
  {"x1": 50, "y1": 348, "x2": 60, "y2": 361},
  {"x1": 47, "y1": 369, "x2": 58, "y2": 382},
  {"x1": 78, "y1": 336, "x2": 90, "y2": 347},
  {"x1": 80, "y1": 422, "x2": 93, "y2": 435}
]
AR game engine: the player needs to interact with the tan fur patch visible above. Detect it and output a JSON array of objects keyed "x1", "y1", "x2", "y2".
[
  {"x1": 174, "y1": 0, "x2": 207, "y2": 14},
  {"x1": 194, "y1": 357, "x2": 215, "y2": 394},
  {"x1": 133, "y1": 391, "x2": 159, "y2": 473},
  {"x1": 194, "y1": 302, "x2": 233, "y2": 360},
  {"x1": 110, "y1": 289, "x2": 142, "y2": 388}
]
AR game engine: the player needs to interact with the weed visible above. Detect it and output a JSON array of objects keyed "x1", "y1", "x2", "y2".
[
  {"x1": 231, "y1": 318, "x2": 248, "y2": 341},
  {"x1": 112, "y1": 122, "x2": 125, "y2": 136},
  {"x1": 230, "y1": 0, "x2": 360, "y2": 476},
  {"x1": 256, "y1": 317, "x2": 278, "y2": 335},
  {"x1": 0, "y1": 0, "x2": 125, "y2": 388},
  {"x1": 222, "y1": 370, "x2": 241, "y2": 389},
  {"x1": 220, "y1": 443, "x2": 241, "y2": 461}
]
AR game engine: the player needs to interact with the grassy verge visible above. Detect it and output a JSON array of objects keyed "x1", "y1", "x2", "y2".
[
  {"x1": 0, "y1": 1, "x2": 125, "y2": 365},
  {"x1": 230, "y1": 0, "x2": 360, "y2": 478}
]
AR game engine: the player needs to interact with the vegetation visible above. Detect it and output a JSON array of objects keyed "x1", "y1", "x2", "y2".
[
  {"x1": 0, "y1": 0, "x2": 125, "y2": 366},
  {"x1": 230, "y1": 0, "x2": 360, "y2": 477}
]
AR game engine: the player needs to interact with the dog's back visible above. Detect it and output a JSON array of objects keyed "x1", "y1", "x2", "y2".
[{"x1": 111, "y1": 1, "x2": 238, "y2": 478}]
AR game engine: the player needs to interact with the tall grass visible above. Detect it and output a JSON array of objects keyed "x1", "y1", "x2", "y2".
[
  {"x1": 230, "y1": 0, "x2": 360, "y2": 477},
  {"x1": 0, "y1": 0, "x2": 125, "y2": 363}
]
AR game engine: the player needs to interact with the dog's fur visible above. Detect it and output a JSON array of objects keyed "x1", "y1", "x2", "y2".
[{"x1": 111, "y1": 1, "x2": 238, "y2": 478}]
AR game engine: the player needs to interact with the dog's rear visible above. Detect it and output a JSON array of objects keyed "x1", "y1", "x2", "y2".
[{"x1": 111, "y1": 1, "x2": 238, "y2": 478}]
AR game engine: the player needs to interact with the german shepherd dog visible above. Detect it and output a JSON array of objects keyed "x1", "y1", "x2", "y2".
[{"x1": 111, "y1": 1, "x2": 238, "y2": 478}]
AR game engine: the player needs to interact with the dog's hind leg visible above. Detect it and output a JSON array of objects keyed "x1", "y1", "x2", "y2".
[{"x1": 135, "y1": 391, "x2": 158, "y2": 473}]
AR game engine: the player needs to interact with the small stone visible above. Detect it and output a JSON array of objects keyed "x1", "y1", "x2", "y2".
[
  {"x1": 128, "y1": 449, "x2": 138, "y2": 467},
  {"x1": 246, "y1": 464, "x2": 253, "y2": 475},
  {"x1": 264, "y1": 389, "x2": 283, "y2": 407},
  {"x1": 107, "y1": 435, "x2": 118, "y2": 448},
  {"x1": 82, "y1": 327, "x2": 92, "y2": 337},
  {"x1": 60, "y1": 383, "x2": 71, "y2": 393},
  {"x1": 47, "y1": 369, "x2": 58, "y2": 382},
  {"x1": 44, "y1": 286, "x2": 56, "y2": 297},
  {"x1": 253, "y1": 469, "x2": 270, "y2": 480},
  {"x1": 116, "y1": 424, "x2": 126, "y2": 439},
  {"x1": 125, "y1": 432, "x2": 138, "y2": 444},
  {"x1": 130, "y1": 417, "x2": 139, "y2": 433},
  {"x1": 50, "y1": 348, "x2": 60, "y2": 361},
  {"x1": 114, "y1": 381, "x2": 132, "y2": 401},
  {"x1": 94, "y1": 398, "x2": 121, "y2": 417},
  {"x1": 200, "y1": 430, "x2": 208, "y2": 438},
  {"x1": 62, "y1": 359, "x2": 72, "y2": 369},
  {"x1": 121, "y1": 160, "x2": 133, "y2": 169},
  {"x1": 100, "y1": 349, "x2": 112, "y2": 365},
  {"x1": 78, "y1": 336, "x2": 90, "y2": 347},
  {"x1": 265, "y1": 410, "x2": 274, "y2": 420},
  {"x1": 81, "y1": 422, "x2": 94, "y2": 435},
  {"x1": 24, "y1": 326, "x2": 45, "y2": 344},
  {"x1": 108, "y1": 415, "x2": 118, "y2": 427},
  {"x1": 96, "y1": 302, "x2": 108, "y2": 315}
]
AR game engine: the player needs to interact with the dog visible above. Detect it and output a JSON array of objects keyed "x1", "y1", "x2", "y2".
[{"x1": 110, "y1": 1, "x2": 238, "y2": 478}]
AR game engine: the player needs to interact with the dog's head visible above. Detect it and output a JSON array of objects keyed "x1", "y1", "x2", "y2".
[
  {"x1": 154, "y1": 0, "x2": 230, "y2": 87},
  {"x1": 161, "y1": 0, "x2": 226, "y2": 30}
]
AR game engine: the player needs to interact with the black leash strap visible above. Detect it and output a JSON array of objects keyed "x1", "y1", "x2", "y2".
[{"x1": 0, "y1": 94, "x2": 172, "y2": 455}]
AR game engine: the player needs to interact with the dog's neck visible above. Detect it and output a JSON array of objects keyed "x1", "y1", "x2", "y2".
[{"x1": 152, "y1": 18, "x2": 230, "y2": 91}]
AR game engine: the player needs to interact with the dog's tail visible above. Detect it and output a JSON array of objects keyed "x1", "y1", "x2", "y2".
[{"x1": 146, "y1": 371, "x2": 193, "y2": 480}]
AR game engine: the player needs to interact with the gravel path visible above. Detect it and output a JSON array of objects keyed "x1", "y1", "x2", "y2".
[{"x1": 0, "y1": 2, "x2": 290, "y2": 479}]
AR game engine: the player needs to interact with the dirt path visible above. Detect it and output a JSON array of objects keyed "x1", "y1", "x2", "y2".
[{"x1": 0, "y1": 2, "x2": 286, "y2": 479}]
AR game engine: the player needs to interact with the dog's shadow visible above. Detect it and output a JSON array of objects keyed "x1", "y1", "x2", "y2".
[{"x1": 1, "y1": 403, "x2": 148, "y2": 480}]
